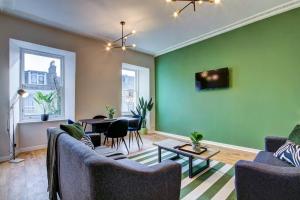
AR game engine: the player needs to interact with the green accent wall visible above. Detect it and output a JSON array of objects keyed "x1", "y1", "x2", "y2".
[{"x1": 155, "y1": 8, "x2": 300, "y2": 149}]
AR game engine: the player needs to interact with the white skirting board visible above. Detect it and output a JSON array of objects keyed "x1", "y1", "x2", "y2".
[
  {"x1": 0, "y1": 156, "x2": 10, "y2": 163},
  {"x1": 0, "y1": 144, "x2": 47, "y2": 162},
  {"x1": 155, "y1": 131, "x2": 260, "y2": 154},
  {"x1": 17, "y1": 144, "x2": 47, "y2": 153}
]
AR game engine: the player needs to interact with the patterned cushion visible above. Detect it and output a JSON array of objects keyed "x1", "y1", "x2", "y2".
[
  {"x1": 274, "y1": 141, "x2": 300, "y2": 167},
  {"x1": 288, "y1": 125, "x2": 300, "y2": 145},
  {"x1": 80, "y1": 135, "x2": 95, "y2": 150}
]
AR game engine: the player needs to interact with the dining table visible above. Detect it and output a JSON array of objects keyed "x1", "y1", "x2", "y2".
[{"x1": 78, "y1": 117, "x2": 138, "y2": 131}]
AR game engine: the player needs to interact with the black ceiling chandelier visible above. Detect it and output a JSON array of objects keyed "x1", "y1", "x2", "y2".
[
  {"x1": 166, "y1": 0, "x2": 221, "y2": 18},
  {"x1": 106, "y1": 21, "x2": 136, "y2": 51}
]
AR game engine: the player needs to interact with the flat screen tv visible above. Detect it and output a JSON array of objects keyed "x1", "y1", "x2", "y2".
[{"x1": 195, "y1": 67, "x2": 229, "y2": 91}]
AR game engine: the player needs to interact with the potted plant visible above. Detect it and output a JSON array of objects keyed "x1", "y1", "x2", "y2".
[
  {"x1": 131, "y1": 97, "x2": 154, "y2": 135},
  {"x1": 34, "y1": 91, "x2": 55, "y2": 121},
  {"x1": 190, "y1": 131, "x2": 203, "y2": 152},
  {"x1": 106, "y1": 105, "x2": 116, "y2": 119}
]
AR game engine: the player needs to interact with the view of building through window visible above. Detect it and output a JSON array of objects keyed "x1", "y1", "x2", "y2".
[
  {"x1": 21, "y1": 51, "x2": 64, "y2": 119},
  {"x1": 122, "y1": 68, "x2": 137, "y2": 114}
]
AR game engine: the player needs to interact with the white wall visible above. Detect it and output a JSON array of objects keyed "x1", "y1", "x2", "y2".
[{"x1": 17, "y1": 120, "x2": 66, "y2": 151}]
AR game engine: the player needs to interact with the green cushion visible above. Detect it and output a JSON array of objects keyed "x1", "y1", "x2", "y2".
[
  {"x1": 60, "y1": 123, "x2": 84, "y2": 140},
  {"x1": 288, "y1": 125, "x2": 300, "y2": 145}
]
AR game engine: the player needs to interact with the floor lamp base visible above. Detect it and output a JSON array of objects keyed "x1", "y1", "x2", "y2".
[{"x1": 9, "y1": 158, "x2": 25, "y2": 163}]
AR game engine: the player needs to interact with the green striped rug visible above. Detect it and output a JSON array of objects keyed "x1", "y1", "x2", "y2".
[{"x1": 129, "y1": 147, "x2": 236, "y2": 200}]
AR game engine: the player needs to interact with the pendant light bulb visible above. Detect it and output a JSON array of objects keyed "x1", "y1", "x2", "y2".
[
  {"x1": 106, "y1": 46, "x2": 111, "y2": 51},
  {"x1": 132, "y1": 44, "x2": 136, "y2": 48},
  {"x1": 173, "y1": 11, "x2": 179, "y2": 18},
  {"x1": 122, "y1": 46, "x2": 126, "y2": 51},
  {"x1": 107, "y1": 43, "x2": 112, "y2": 47},
  {"x1": 132, "y1": 30, "x2": 136, "y2": 34},
  {"x1": 214, "y1": 0, "x2": 221, "y2": 4},
  {"x1": 198, "y1": 0, "x2": 203, "y2": 4},
  {"x1": 166, "y1": 0, "x2": 172, "y2": 2}
]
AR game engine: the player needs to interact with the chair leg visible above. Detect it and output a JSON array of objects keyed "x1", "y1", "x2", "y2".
[
  {"x1": 129, "y1": 132, "x2": 131, "y2": 148},
  {"x1": 137, "y1": 131, "x2": 143, "y2": 145},
  {"x1": 111, "y1": 138, "x2": 114, "y2": 148},
  {"x1": 104, "y1": 136, "x2": 107, "y2": 145},
  {"x1": 99, "y1": 133, "x2": 101, "y2": 145},
  {"x1": 116, "y1": 138, "x2": 119, "y2": 149},
  {"x1": 134, "y1": 131, "x2": 141, "y2": 149},
  {"x1": 122, "y1": 138, "x2": 129, "y2": 154}
]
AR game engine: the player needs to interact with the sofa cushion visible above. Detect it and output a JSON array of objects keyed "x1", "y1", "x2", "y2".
[
  {"x1": 274, "y1": 141, "x2": 300, "y2": 167},
  {"x1": 254, "y1": 151, "x2": 292, "y2": 167},
  {"x1": 80, "y1": 135, "x2": 95, "y2": 150},
  {"x1": 60, "y1": 123, "x2": 84, "y2": 140},
  {"x1": 288, "y1": 125, "x2": 300, "y2": 145}
]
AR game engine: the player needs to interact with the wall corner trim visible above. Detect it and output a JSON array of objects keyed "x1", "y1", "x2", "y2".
[
  {"x1": 155, "y1": 131, "x2": 261, "y2": 154},
  {"x1": 155, "y1": 0, "x2": 300, "y2": 57}
]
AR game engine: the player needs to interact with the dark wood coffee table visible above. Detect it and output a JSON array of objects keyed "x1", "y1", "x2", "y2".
[{"x1": 154, "y1": 139, "x2": 220, "y2": 178}]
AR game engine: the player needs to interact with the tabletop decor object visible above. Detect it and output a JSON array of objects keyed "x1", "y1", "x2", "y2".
[
  {"x1": 106, "y1": 105, "x2": 116, "y2": 119},
  {"x1": 190, "y1": 131, "x2": 203, "y2": 152}
]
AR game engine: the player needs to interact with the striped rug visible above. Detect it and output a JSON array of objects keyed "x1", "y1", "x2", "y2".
[{"x1": 129, "y1": 147, "x2": 236, "y2": 200}]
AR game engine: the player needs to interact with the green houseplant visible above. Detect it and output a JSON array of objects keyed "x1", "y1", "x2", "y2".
[
  {"x1": 190, "y1": 131, "x2": 203, "y2": 152},
  {"x1": 131, "y1": 97, "x2": 154, "y2": 135},
  {"x1": 106, "y1": 105, "x2": 116, "y2": 119},
  {"x1": 34, "y1": 91, "x2": 55, "y2": 121}
]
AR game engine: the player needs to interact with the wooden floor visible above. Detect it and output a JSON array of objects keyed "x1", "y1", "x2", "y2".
[{"x1": 0, "y1": 133, "x2": 256, "y2": 200}]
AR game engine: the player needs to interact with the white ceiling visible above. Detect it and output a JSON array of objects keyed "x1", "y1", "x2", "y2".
[{"x1": 1, "y1": 0, "x2": 300, "y2": 56}]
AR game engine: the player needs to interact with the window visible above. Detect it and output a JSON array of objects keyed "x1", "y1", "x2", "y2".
[
  {"x1": 20, "y1": 49, "x2": 64, "y2": 120},
  {"x1": 121, "y1": 63, "x2": 150, "y2": 116},
  {"x1": 122, "y1": 68, "x2": 138, "y2": 114}
]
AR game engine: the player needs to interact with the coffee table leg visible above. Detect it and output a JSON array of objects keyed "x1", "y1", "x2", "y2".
[
  {"x1": 158, "y1": 147, "x2": 162, "y2": 163},
  {"x1": 189, "y1": 158, "x2": 210, "y2": 178},
  {"x1": 189, "y1": 157, "x2": 193, "y2": 178}
]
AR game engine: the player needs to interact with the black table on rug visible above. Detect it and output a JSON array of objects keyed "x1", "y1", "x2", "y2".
[
  {"x1": 79, "y1": 118, "x2": 116, "y2": 131},
  {"x1": 153, "y1": 139, "x2": 220, "y2": 178}
]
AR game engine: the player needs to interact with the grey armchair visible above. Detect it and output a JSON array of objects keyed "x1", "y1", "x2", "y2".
[{"x1": 235, "y1": 136, "x2": 300, "y2": 200}]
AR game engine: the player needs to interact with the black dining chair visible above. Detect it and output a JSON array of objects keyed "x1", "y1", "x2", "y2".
[
  {"x1": 84, "y1": 115, "x2": 107, "y2": 145},
  {"x1": 128, "y1": 115, "x2": 143, "y2": 149},
  {"x1": 91, "y1": 115, "x2": 107, "y2": 132},
  {"x1": 103, "y1": 120, "x2": 129, "y2": 154}
]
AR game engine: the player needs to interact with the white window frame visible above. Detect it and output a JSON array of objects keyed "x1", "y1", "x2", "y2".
[
  {"x1": 20, "y1": 48, "x2": 66, "y2": 121},
  {"x1": 121, "y1": 65, "x2": 140, "y2": 115}
]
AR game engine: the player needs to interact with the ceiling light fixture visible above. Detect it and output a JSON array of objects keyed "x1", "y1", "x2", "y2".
[
  {"x1": 166, "y1": 0, "x2": 221, "y2": 18},
  {"x1": 106, "y1": 21, "x2": 136, "y2": 51}
]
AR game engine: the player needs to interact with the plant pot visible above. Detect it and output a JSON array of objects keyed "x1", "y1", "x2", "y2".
[
  {"x1": 108, "y1": 114, "x2": 114, "y2": 119},
  {"x1": 140, "y1": 128, "x2": 148, "y2": 135},
  {"x1": 192, "y1": 143, "x2": 201, "y2": 152},
  {"x1": 41, "y1": 114, "x2": 49, "y2": 121}
]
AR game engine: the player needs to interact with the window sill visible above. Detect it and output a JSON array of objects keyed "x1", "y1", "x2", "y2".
[{"x1": 18, "y1": 118, "x2": 67, "y2": 125}]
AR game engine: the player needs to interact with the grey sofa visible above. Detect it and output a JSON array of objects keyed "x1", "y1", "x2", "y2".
[
  {"x1": 235, "y1": 136, "x2": 300, "y2": 200},
  {"x1": 48, "y1": 128, "x2": 181, "y2": 200}
]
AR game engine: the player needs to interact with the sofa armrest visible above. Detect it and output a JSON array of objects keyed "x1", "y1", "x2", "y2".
[
  {"x1": 265, "y1": 136, "x2": 287, "y2": 152},
  {"x1": 87, "y1": 159, "x2": 181, "y2": 200},
  {"x1": 235, "y1": 160, "x2": 300, "y2": 200}
]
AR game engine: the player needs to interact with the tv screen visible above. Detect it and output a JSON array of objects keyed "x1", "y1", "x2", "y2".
[{"x1": 195, "y1": 67, "x2": 229, "y2": 91}]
